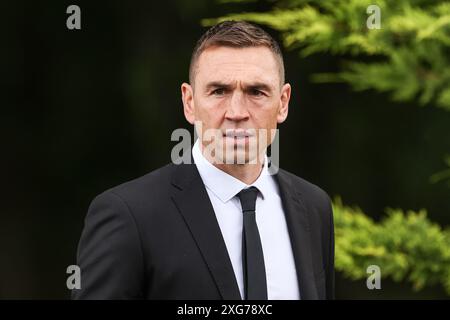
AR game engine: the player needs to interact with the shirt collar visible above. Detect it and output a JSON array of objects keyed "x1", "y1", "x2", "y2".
[{"x1": 192, "y1": 139, "x2": 271, "y2": 203}]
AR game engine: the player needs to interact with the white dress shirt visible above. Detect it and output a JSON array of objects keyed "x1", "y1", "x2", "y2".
[{"x1": 192, "y1": 139, "x2": 300, "y2": 300}]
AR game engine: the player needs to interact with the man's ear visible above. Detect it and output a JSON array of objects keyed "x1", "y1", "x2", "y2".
[
  {"x1": 181, "y1": 82, "x2": 195, "y2": 125},
  {"x1": 277, "y1": 83, "x2": 291, "y2": 124}
]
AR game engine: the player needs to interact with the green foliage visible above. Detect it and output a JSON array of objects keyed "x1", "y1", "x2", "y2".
[
  {"x1": 333, "y1": 197, "x2": 450, "y2": 295},
  {"x1": 204, "y1": 0, "x2": 450, "y2": 110}
]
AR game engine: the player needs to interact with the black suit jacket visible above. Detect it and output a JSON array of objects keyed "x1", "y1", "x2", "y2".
[{"x1": 72, "y1": 161, "x2": 334, "y2": 300}]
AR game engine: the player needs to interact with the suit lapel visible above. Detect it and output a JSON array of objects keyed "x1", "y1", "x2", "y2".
[
  {"x1": 170, "y1": 162, "x2": 242, "y2": 300},
  {"x1": 274, "y1": 169, "x2": 318, "y2": 299}
]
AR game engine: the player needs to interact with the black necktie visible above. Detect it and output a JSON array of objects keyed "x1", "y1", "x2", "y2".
[{"x1": 238, "y1": 187, "x2": 268, "y2": 300}]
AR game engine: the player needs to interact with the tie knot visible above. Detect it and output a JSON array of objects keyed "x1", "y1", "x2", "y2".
[{"x1": 237, "y1": 186, "x2": 259, "y2": 213}]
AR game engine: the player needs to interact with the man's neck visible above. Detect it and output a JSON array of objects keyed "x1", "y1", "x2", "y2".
[{"x1": 213, "y1": 162, "x2": 264, "y2": 185}]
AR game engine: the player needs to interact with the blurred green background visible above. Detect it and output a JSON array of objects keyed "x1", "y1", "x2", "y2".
[{"x1": 5, "y1": 0, "x2": 449, "y2": 299}]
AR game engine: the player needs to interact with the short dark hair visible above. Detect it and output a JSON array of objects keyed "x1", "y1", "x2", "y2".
[{"x1": 189, "y1": 20, "x2": 285, "y2": 86}]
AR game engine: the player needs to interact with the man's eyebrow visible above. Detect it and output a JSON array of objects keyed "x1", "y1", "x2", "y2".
[
  {"x1": 245, "y1": 83, "x2": 273, "y2": 92},
  {"x1": 204, "y1": 81, "x2": 274, "y2": 92},
  {"x1": 205, "y1": 82, "x2": 232, "y2": 91}
]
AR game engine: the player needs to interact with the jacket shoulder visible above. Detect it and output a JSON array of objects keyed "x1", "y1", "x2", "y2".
[
  {"x1": 100, "y1": 163, "x2": 176, "y2": 203},
  {"x1": 279, "y1": 168, "x2": 329, "y2": 196},
  {"x1": 277, "y1": 168, "x2": 331, "y2": 209}
]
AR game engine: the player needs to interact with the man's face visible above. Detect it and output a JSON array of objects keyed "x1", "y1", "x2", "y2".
[{"x1": 182, "y1": 45, "x2": 291, "y2": 165}]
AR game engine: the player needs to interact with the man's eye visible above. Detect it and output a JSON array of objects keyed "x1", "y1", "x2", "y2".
[
  {"x1": 250, "y1": 89, "x2": 264, "y2": 96},
  {"x1": 212, "y1": 88, "x2": 226, "y2": 95}
]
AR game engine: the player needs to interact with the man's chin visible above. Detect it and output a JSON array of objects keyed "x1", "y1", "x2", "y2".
[{"x1": 214, "y1": 152, "x2": 261, "y2": 165}]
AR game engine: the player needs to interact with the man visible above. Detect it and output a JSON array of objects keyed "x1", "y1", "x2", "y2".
[{"x1": 72, "y1": 21, "x2": 334, "y2": 300}]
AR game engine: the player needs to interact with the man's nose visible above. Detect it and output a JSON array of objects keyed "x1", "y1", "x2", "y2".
[{"x1": 225, "y1": 91, "x2": 249, "y2": 121}]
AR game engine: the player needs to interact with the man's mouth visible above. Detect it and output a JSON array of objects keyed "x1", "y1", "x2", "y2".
[{"x1": 223, "y1": 129, "x2": 254, "y2": 139}]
